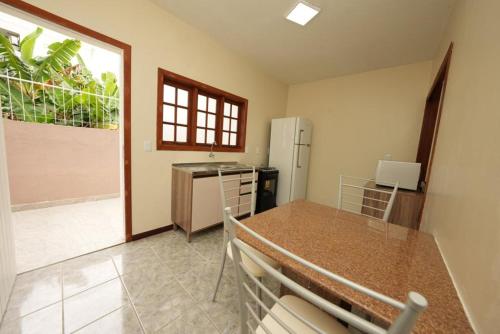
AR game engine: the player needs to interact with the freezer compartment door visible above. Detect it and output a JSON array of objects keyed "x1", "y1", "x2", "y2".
[{"x1": 294, "y1": 118, "x2": 313, "y2": 145}]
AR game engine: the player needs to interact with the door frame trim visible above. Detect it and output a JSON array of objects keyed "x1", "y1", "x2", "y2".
[
  {"x1": 1, "y1": 0, "x2": 133, "y2": 241},
  {"x1": 417, "y1": 42, "x2": 453, "y2": 228}
]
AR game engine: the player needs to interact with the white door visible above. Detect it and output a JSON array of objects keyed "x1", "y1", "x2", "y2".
[
  {"x1": 290, "y1": 118, "x2": 312, "y2": 201},
  {"x1": 0, "y1": 117, "x2": 16, "y2": 317}
]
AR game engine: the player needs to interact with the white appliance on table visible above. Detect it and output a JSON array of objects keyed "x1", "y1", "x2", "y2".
[{"x1": 269, "y1": 117, "x2": 312, "y2": 205}]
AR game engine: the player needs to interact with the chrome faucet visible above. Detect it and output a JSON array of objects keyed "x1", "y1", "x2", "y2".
[{"x1": 209, "y1": 141, "x2": 217, "y2": 158}]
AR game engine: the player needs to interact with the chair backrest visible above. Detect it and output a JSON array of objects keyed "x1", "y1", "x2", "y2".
[
  {"x1": 338, "y1": 175, "x2": 399, "y2": 222},
  {"x1": 218, "y1": 167, "x2": 257, "y2": 220},
  {"x1": 224, "y1": 208, "x2": 427, "y2": 334}
]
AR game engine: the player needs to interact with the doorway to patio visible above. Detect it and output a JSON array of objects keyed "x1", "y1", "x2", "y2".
[{"x1": 0, "y1": 8, "x2": 126, "y2": 273}]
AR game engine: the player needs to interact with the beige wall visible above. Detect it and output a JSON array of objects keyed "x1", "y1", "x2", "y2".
[
  {"x1": 14, "y1": 0, "x2": 288, "y2": 233},
  {"x1": 420, "y1": 0, "x2": 500, "y2": 332},
  {"x1": 4, "y1": 120, "x2": 120, "y2": 205},
  {"x1": 286, "y1": 61, "x2": 432, "y2": 207}
]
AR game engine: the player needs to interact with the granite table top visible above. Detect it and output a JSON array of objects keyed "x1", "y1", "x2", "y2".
[{"x1": 238, "y1": 200, "x2": 473, "y2": 333}]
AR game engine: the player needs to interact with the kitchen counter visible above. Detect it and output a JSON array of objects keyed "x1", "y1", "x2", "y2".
[
  {"x1": 172, "y1": 162, "x2": 259, "y2": 178},
  {"x1": 171, "y1": 162, "x2": 259, "y2": 241}
]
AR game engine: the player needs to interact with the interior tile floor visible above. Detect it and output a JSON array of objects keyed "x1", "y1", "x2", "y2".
[
  {"x1": 0, "y1": 226, "x2": 281, "y2": 334},
  {"x1": 13, "y1": 198, "x2": 124, "y2": 273}
]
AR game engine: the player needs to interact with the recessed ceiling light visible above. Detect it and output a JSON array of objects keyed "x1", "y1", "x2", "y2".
[{"x1": 286, "y1": 1, "x2": 320, "y2": 26}]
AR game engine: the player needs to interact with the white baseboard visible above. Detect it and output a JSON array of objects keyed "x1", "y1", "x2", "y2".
[
  {"x1": 434, "y1": 236, "x2": 479, "y2": 333},
  {"x1": 11, "y1": 193, "x2": 120, "y2": 212}
]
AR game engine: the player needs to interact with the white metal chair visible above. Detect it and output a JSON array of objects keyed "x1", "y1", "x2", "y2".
[
  {"x1": 224, "y1": 208, "x2": 428, "y2": 334},
  {"x1": 338, "y1": 175, "x2": 399, "y2": 222},
  {"x1": 212, "y1": 167, "x2": 280, "y2": 306}
]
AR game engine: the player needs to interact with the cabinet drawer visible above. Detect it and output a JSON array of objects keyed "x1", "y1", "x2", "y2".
[
  {"x1": 222, "y1": 174, "x2": 239, "y2": 217},
  {"x1": 239, "y1": 194, "x2": 253, "y2": 216},
  {"x1": 240, "y1": 172, "x2": 258, "y2": 186},
  {"x1": 239, "y1": 172, "x2": 257, "y2": 216}
]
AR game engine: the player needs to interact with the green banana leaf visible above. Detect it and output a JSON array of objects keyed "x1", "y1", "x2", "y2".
[
  {"x1": 0, "y1": 79, "x2": 38, "y2": 122},
  {"x1": 0, "y1": 34, "x2": 30, "y2": 79},
  {"x1": 76, "y1": 53, "x2": 87, "y2": 69},
  {"x1": 19, "y1": 27, "x2": 43, "y2": 65},
  {"x1": 101, "y1": 72, "x2": 119, "y2": 98},
  {"x1": 1, "y1": 28, "x2": 119, "y2": 129},
  {"x1": 34, "y1": 39, "x2": 81, "y2": 81}
]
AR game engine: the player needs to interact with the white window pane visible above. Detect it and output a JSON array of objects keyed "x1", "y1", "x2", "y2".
[
  {"x1": 163, "y1": 85, "x2": 175, "y2": 104},
  {"x1": 176, "y1": 126, "x2": 187, "y2": 142},
  {"x1": 198, "y1": 95, "x2": 207, "y2": 111},
  {"x1": 177, "y1": 89, "x2": 188, "y2": 107},
  {"x1": 207, "y1": 114, "x2": 216, "y2": 129},
  {"x1": 177, "y1": 107, "x2": 188, "y2": 125},
  {"x1": 224, "y1": 102, "x2": 231, "y2": 116},
  {"x1": 230, "y1": 132, "x2": 237, "y2": 146},
  {"x1": 230, "y1": 119, "x2": 238, "y2": 132},
  {"x1": 223, "y1": 117, "x2": 230, "y2": 131},
  {"x1": 197, "y1": 112, "x2": 206, "y2": 127},
  {"x1": 222, "y1": 132, "x2": 229, "y2": 145},
  {"x1": 163, "y1": 105, "x2": 175, "y2": 123},
  {"x1": 196, "y1": 128, "x2": 205, "y2": 144},
  {"x1": 231, "y1": 105, "x2": 239, "y2": 118},
  {"x1": 208, "y1": 98, "x2": 217, "y2": 113},
  {"x1": 207, "y1": 130, "x2": 215, "y2": 144},
  {"x1": 163, "y1": 124, "x2": 174, "y2": 141}
]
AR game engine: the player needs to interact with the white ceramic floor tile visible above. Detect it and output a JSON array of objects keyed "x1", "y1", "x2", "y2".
[
  {"x1": 2, "y1": 264, "x2": 62, "y2": 322},
  {"x1": 0, "y1": 302, "x2": 63, "y2": 334},
  {"x1": 73, "y1": 305, "x2": 142, "y2": 334},
  {"x1": 62, "y1": 252, "x2": 119, "y2": 298},
  {"x1": 1, "y1": 227, "x2": 281, "y2": 334},
  {"x1": 13, "y1": 198, "x2": 124, "y2": 273},
  {"x1": 63, "y1": 278, "x2": 128, "y2": 333}
]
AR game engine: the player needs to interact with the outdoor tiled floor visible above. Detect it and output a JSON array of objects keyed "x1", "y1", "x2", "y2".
[
  {"x1": 0, "y1": 227, "x2": 280, "y2": 334},
  {"x1": 13, "y1": 198, "x2": 124, "y2": 273}
]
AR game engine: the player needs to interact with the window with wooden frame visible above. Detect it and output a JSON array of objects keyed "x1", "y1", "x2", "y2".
[{"x1": 157, "y1": 68, "x2": 248, "y2": 152}]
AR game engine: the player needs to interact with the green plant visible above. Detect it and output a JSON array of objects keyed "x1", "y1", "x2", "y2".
[{"x1": 0, "y1": 27, "x2": 119, "y2": 129}]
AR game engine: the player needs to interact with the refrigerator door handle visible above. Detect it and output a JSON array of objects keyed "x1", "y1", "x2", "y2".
[
  {"x1": 296, "y1": 144, "x2": 302, "y2": 168},
  {"x1": 296, "y1": 130, "x2": 309, "y2": 168}
]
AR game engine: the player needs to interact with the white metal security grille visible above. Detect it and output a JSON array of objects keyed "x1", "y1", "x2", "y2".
[{"x1": 0, "y1": 72, "x2": 119, "y2": 129}]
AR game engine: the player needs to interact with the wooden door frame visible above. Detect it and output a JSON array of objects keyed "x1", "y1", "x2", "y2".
[
  {"x1": 416, "y1": 43, "x2": 453, "y2": 227},
  {"x1": 1, "y1": 0, "x2": 133, "y2": 241}
]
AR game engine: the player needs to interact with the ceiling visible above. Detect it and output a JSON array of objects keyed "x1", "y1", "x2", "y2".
[{"x1": 153, "y1": 0, "x2": 456, "y2": 84}]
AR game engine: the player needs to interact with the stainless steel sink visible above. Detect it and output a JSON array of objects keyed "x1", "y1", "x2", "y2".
[{"x1": 173, "y1": 162, "x2": 252, "y2": 173}]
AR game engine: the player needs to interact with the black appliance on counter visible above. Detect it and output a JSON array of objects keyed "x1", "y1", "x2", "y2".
[{"x1": 256, "y1": 167, "x2": 279, "y2": 214}]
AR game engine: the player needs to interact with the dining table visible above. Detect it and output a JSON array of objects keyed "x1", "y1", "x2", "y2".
[{"x1": 238, "y1": 200, "x2": 473, "y2": 333}]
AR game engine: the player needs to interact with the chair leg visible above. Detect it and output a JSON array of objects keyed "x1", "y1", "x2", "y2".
[
  {"x1": 256, "y1": 277, "x2": 263, "y2": 319},
  {"x1": 212, "y1": 232, "x2": 228, "y2": 302}
]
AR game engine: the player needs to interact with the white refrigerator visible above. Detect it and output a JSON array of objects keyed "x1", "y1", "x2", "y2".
[{"x1": 269, "y1": 117, "x2": 312, "y2": 205}]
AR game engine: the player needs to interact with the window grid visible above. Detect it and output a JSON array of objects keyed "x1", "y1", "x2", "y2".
[
  {"x1": 196, "y1": 94, "x2": 217, "y2": 145},
  {"x1": 222, "y1": 102, "x2": 239, "y2": 146},
  {"x1": 162, "y1": 83, "x2": 189, "y2": 143}
]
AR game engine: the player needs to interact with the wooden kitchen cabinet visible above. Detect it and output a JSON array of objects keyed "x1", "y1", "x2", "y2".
[
  {"x1": 362, "y1": 181, "x2": 425, "y2": 230},
  {"x1": 172, "y1": 166, "x2": 257, "y2": 241}
]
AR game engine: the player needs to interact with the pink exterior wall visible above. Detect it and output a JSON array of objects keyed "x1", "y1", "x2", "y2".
[{"x1": 4, "y1": 119, "x2": 120, "y2": 205}]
